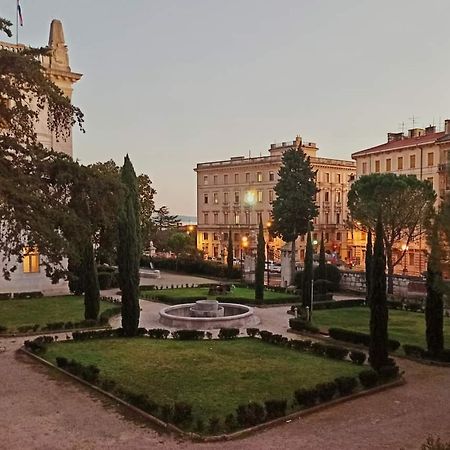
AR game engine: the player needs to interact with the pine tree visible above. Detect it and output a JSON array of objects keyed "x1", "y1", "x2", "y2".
[
  {"x1": 369, "y1": 217, "x2": 389, "y2": 370},
  {"x1": 227, "y1": 228, "x2": 234, "y2": 278},
  {"x1": 255, "y1": 218, "x2": 265, "y2": 304},
  {"x1": 83, "y1": 241, "x2": 100, "y2": 320},
  {"x1": 365, "y1": 230, "x2": 373, "y2": 304},
  {"x1": 117, "y1": 155, "x2": 141, "y2": 336},
  {"x1": 303, "y1": 229, "x2": 314, "y2": 311},
  {"x1": 272, "y1": 147, "x2": 318, "y2": 284},
  {"x1": 425, "y1": 223, "x2": 444, "y2": 356}
]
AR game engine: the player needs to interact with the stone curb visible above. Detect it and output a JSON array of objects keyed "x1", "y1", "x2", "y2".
[{"x1": 20, "y1": 346, "x2": 405, "y2": 442}]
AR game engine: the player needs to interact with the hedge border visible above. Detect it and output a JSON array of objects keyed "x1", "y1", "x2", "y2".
[{"x1": 20, "y1": 346, "x2": 405, "y2": 442}]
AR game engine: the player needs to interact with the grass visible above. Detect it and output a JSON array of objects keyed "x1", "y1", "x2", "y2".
[
  {"x1": 43, "y1": 338, "x2": 361, "y2": 428},
  {"x1": 141, "y1": 286, "x2": 297, "y2": 304},
  {"x1": 0, "y1": 296, "x2": 112, "y2": 331},
  {"x1": 312, "y1": 306, "x2": 450, "y2": 349}
]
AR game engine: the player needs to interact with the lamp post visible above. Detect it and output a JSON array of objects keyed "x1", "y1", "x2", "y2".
[
  {"x1": 402, "y1": 244, "x2": 409, "y2": 275},
  {"x1": 266, "y1": 221, "x2": 272, "y2": 286},
  {"x1": 241, "y1": 236, "x2": 248, "y2": 273}
]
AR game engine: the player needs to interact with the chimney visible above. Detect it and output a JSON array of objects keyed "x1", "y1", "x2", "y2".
[
  {"x1": 445, "y1": 119, "x2": 450, "y2": 134},
  {"x1": 425, "y1": 125, "x2": 436, "y2": 135},
  {"x1": 408, "y1": 128, "x2": 425, "y2": 138},
  {"x1": 387, "y1": 132, "x2": 404, "y2": 142}
]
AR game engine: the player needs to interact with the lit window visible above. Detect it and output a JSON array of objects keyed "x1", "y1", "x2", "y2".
[
  {"x1": 410, "y1": 154, "x2": 416, "y2": 169},
  {"x1": 234, "y1": 192, "x2": 240, "y2": 204},
  {"x1": 257, "y1": 190, "x2": 263, "y2": 202},
  {"x1": 257, "y1": 172, "x2": 262, "y2": 182},
  {"x1": 23, "y1": 247, "x2": 39, "y2": 273},
  {"x1": 269, "y1": 190, "x2": 274, "y2": 202},
  {"x1": 213, "y1": 193, "x2": 219, "y2": 204},
  {"x1": 234, "y1": 212, "x2": 240, "y2": 225},
  {"x1": 398, "y1": 157, "x2": 403, "y2": 170}
]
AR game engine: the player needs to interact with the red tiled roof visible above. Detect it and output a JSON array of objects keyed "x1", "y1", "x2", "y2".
[{"x1": 351, "y1": 131, "x2": 446, "y2": 158}]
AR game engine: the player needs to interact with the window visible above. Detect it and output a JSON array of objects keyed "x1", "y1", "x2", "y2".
[
  {"x1": 245, "y1": 211, "x2": 250, "y2": 225},
  {"x1": 362, "y1": 162, "x2": 367, "y2": 174},
  {"x1": 336, "y1": 173, "x2": 341, "y2": 183},
  {"x1": 203, "y1": 175, "x2": 208, "y2": 185},
  {"x1": 245, "y1": 172, "x2": 250, "y2": 183},
  {"x1": 213, "y1": 175, "x2": 218, "y2": 185},
  {"x1": 223, "y1": 192, "x2": 229, "y2": 204},
  {"x1": 257, "y1": 190, "x2": 263, "y2": 203},
  {"x1": 257, "y1": 212, "x2": 262, "y2": 223},
  {"x1": 224, "y1": 174, "x2": 228, "y2": 184},
  {"x1": 427, "y1": 152, "x2": 434, "y2": 167},
  {"x1": 427, "y1": 177, "x2": 434, "y2": 189},
  {"x1": 336, "y1": 192, "x2": 341, "y2": 203},
  {"x1": 234, "y1": 233, "x2": 240, "y2": 242},
  {"x1": 325, "y1": 173, "x2": 330, "y2": 183},
  {"x1": 204, "y1": 194, "x2": 209, "y2": 204},
  {"x1": 223, "y1": 232, "x2": 228, "y2": 241},
  {"x1": 324, "y1": 191, "x2": 329, "y2": 202},
  {"x1": 213, "y1": 193, "x2": 219, "y2": 204},
  {"x1": 204, "y1": 213, "x2": 209, "y2": 224},
  {"x1": 234, "y1": 173, "x2": 239, "y2": 183},
  {"x1": 409, "y1": 253, "x2": 415, "y2": 266},
  {"x1": 397, "y1": 157, "x2": 403, "y2": 170},
  {"x1": 269, "y1": 190, "x2": 274, "y2": 202},
  {"x1": 234, "y1": 212, "x2": 240, "y2": 225},
  {"x1": 269, "y1": 171, "x2": 275, "y2": 181},
  {"x1": 313, "y1": 233, "x2": 318, "y2": 241},
  {"x1": 300, "y1": 249, "x2": 305, "y2": 259},
  {"x1": 336, "y1": 213, "x2": 340, "y2": 224},
  {"x1": 213, "y1": 232, "x2": 219, "y2": 241},
  {"x1": 203, "y1": 232, "x2": 208, "y2": 241},
  {"x1": 325, "y1": 213, "x2": 329, "y2": 224},
  {"x1": 410, "y1": 154, "x2": 416, "y2": 169},
  {"x1": 257, "y1": 172, "x2": 262, "y2": 182},
  {"x1": 213, "y1": 212, "x2": 218, "y2": 224},
  {"x1": 386, "y1": 158, "x2": 391, "y2": 172},
  {"x1": 325, "y1": 232, "x2": 329, "y2": 241},
  {"x1": 375, "y1": 160, "x2": 380, "y2": 173},
  {"x1": 234, "y1": 192, "x2": 240, "y2": 204},
  {"x1": 336, "y1": 232, "x2": 341, "y2": 241},
  {"x1": 23, "y1": 247, "x2": 39, "y2": 273},
  {"x1": 224, "y1": 212, "x2": 229, "y2": 224}
]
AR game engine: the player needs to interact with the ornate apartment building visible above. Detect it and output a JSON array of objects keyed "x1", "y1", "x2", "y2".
[
  {"x1": 0, "y1": 20, "x2": 82, "y2": 295},
  {"x1": 351, "y1": 121, "x2": 450, "y2": 275},
  {"x1": 195, "y1": 136, "x2": 356, "y2": 263}
]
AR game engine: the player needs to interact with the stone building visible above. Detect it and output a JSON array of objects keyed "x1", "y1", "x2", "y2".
[
  {"x1": 0, "y1": 20, "x2": 82, "y2": 296},
  {"x1": 351, "y1": 122, "x2": 450, "y2": 275},
  {"x1": 195, "y1": 136, "x2": 356, "y2": 264}
]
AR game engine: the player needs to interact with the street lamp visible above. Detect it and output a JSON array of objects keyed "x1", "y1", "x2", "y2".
[
  {"x1": 241, "y1": 236, "x2": 248, "y2": 273},
  {"x1": 266, "y1": 221, "x2": 272, "y2": 286},
  {"x1": 402, "y1": 244, "x2": 409, "y2": 275}
]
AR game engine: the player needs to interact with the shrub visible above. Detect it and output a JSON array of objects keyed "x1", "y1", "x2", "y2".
[
  {"x1": 97, "y1": 272, "x2": 113, "y2": 290},
  {"x1": 377, "y1": 364, "x2": 399, "y2": 380},
  {"x1": 172, "y1": 402, "x2": 193, "y2": 425},
  {"x1": 218, "y1": 328, "x2": 239, "y2": 340},
  {"x1": 24, "y1": 335, "x2": 54, "y2": 353},
  {"x1": 437, "y1": 349, "x2": 450, "y2": 362},
  {"x1": 171, "y1": 329, "x2": 205, "y2": 340},
  {"x1": 314, "y1": 299, "x2": 366, "y2": 310},
  {"x1": 55, "y1": 356, "x2": 68, "y2": 368},
  {"x1": 335, "y1": 376, "x2": 358, "y2": 396},
  {"x1": 45, "y1": 321, "x2": 65, "y2": 331},
  {"x1": 290, "y1": 339, "x2": 312, "y2": 351},
  {"x1": 246, "y1": 328, "x2": 260, "y2": 338},
  {"x1": 328, "y1": 328, "x2": 400, "y2": 351},
  {"x1": 294, "y1": 387, "x2": 318, "y2": 406},
  {"x1": 17, "y1": 325, "x2": 35, "y2": 333},
  {"x1": 98, "y1": 307, "x2": 121, "y2": 325},
  {"x1": 195, "y1": 418, "x2": 204, "y2": 432},
  {"x1": 359, "y1": 369, "x2": 379, "y2": 388},
  {"x1": 264, "y1": 399, "x2": 287, "y2": 420},
  {"x1": 224, "y1": 413, "x2": 236, "y2": 432},
  {"x1": 313, "y1": 264, "x2": 342, "y2": 291},
  {"x1": 208, "y1": 416, "x2": 221, "y2": 434},
  {"x1": 82, "y1": 364, "x2": 100, "y2": 383},
  {"x1": 403, "y1": 344, "x2": 425, "y2": 359},
  {"x1": 160, "y1": 404, "x2": 173, "y2": 422},
  {"x1": 349, "y1": 350, "x2": 367, "y2": 365},
  {"x1": 289, "y1": 318, "x2": 320, "y2": 334},
  {"x1": 310, "y1": 342, "x2": 327, "y2": 356},
  {"x1": 294, "y1": 270, "x2": 304, "y2": 289},
  {"x1": 316, "y1": 381, "x2": 337, "y2": 402},
  {"x1": 236, "y1": 402, "x2": 266, "y2": 427},
  {"x1": 0, "y1": 324, "x2": 7, "y2": 332},
  {"x1": 324, "y1": 345, "x2": 349, "y2": 360},
  {"x1": 147, "y1": 328, "x2": 170, "y2": 339},
  {"x1": 259, "y1": 330, "x2": 273, "y2": 342}
]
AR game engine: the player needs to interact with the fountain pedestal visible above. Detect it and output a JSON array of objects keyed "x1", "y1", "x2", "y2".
[{"x1": 190, "y1": 300, "x2": 224, "y2": 318}]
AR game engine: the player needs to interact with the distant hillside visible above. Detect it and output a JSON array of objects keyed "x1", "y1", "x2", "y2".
[{"x1": 176, "y1": 215, "x2": 197, "y2": 225}]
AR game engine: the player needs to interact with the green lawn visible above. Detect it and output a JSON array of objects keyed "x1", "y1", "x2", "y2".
[
  {"x1": 0, "y1": 296, "x2": 112, "y2": 331},
  {"x1": 44, "y1": 338, "x2": 361, "y2": 427},
  {"x1": 313, "y1": 306, "x2": 450, "y2": 348}
]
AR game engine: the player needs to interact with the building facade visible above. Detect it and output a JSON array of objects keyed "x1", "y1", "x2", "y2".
[
  {"x1": 351, "y1": 121, "x2": 450, "y2": 275},
  {"x1": 195, "y1": 136, "x2": 356, "y2": 264},
  {"x1": 0, "y1": 20, "x2": 82, "y2": 296}
]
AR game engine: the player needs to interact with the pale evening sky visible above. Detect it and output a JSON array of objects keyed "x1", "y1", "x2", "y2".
[{"x1": 3, "y1": 0, "x2": 450, "y2": 216}]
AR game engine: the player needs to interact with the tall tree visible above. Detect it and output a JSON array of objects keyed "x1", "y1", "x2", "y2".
[
  {"x1": 82, "y1": 240, "x2": 100, "y2": 320},
  {"x1": 117, "y1": 155, "x2": 141, "y2": 336},
  {"x1": 272, "y1": 147, "x2": 318, "y2": 284},
  {"x1": 227, "y1": 228, "x2": 234, "y2": 278},
  {"x1": 319, "y1": 232, "x2": 326, "y2": 271},
  {"x1": 365, "y1": 230, "x2": 373, "y2": 304},
  {"x1": 303, "y1": 228, "x2": 314, "y2": 311},
  {"x1": 255, "y1": 219, "x2": 265, "y2": 304},
  {"x1": 425, "y1": 222, "x2": 444, "y2": 356},
  {"x1": 138, "y1": 174, "x2": 157, "y2": 250},
  {"x1": 369, "y1": 216, "x2": 389, "y2": 371},
  {"x1": 154, "y1": 206, "x2": 180, "y2": 230},
  {"x1": 348, "y1": 173, "x2": 435, "y2": 293}
]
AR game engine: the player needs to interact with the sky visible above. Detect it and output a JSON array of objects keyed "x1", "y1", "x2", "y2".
[{"x1": 3, "y1": 0, "x2": 450, "y2": 216}]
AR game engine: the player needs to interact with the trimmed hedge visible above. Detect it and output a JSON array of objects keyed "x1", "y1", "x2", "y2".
[
  {"x1": 144, "y1": 295, "x2": 208, "y2": 305},
  {"x1": 289, "y1": 317, "x2": 320, "y2": 334},
  {"x1": 216, "y1": 296, "x2": 300, "y2": 305},
  {"x1": 171, "y1": 329, "x2": 205, "y2": 340},
  {"x1": 313, "y1": 299, "x2": 366, "y2": 310},
  {"x1": 328, "y1": 328, "x2": 401, "y2": 352},
  {"x1": 218, "y1": 328, "x2": 239, "y2": 339}
]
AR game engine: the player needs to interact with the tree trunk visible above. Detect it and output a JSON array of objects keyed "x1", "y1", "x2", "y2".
[
  {"x1": 385, "y1": 245, "x2": 394, "y2": 295},
  {"x1": 290, "y1": 239, "x2": 296, "y2": 285}
]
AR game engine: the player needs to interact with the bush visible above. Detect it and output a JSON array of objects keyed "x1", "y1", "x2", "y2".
[
  {"x1": 259, "y1": 330, "x2": 273, "y2": 342},
  {"x1": 313, "y1": 299, "x2": 366, "y2": 310},
  {"x1": 98, "y1": 307, "x2": 121, "y2": 325},
  {"x1": 208, "y1": 416, "x2": 221, "y2": 434},
  {"x1": 171, "y1": 329, "x2": 205, "y2": 340},
  {"x1": 216, "y1": 296, "x2": 299, "y2": 305},
  {"x1": 377, "y1": 364, "x2": 399, "y2": 381},
  {"x1": 289, "y1": 318, "x2": 320, "y2": 334},
  {"x1": 358, "y1": 369, "x2": 379, "y2": 388},
  {"x1": 314, "y1": 264, "x2": 342, "y2": 291},
  {"x1": 294, "y1": 387, "x2": 318, "y2": 406},
  {"x1": 316, "y1": 381, "x2": 337, "y2": 402},
  {"x1": 224, "y1": 413, "x2": 236, "y2": 432},
  {"x1": 24, "y1": 335, "x2": 54, "y2": 353},
  {"x1": 264, "y1": 399, "x2": 287, "y2": 420},
  {"x1": 17, "y1": 325, "x2": 35, "y2": 333},
  {"x1": 218, "y1": 328, "x2": 239, "y2": 339},
  {"x1": 349, "y1": 350, "x2": 367, "y2": 365},
  {"x1": 55, "y1": 356, "x2": 68, "y2": 368},
  {"x1": 310, "y1": 342, "x2": 327, "y2": 356},
  {"x1": 403, "y1": 344, "x2": 425, "y2": 359},
  {"x1": 324, "y1": 345, "x2": 349, "y2": 360},
  {"x1": 437, "y1": 349, "x2": 450, "y2": 362},
  {"x1": 290, "y1": 339, "x2": 312, "y2": 351},
  {"x1": 0, "y1": 324, "x2": 7, "y2": 332},
  {"x1": 328, "y1": 328, "x2": 401, "y2": 351},
  {"x1": 161, "y1": 404, "x2": 173, "y2": 422},
  {"x1": 236, "y1": 402, "x2": 266, "y2": 427},
  {"x1": 246, "y1": 328, "x2": 260, "y2": 338},
  {"x1": 294, "y1": 270, "x2": 304, "y2": 289},
  {"x1": 97, "y1": 272, "x2": 113, "y2": 290},
  {"x1": 335, "y1": 376, "x2": 358, "y2": 396},
  {"x1": 147, "y1": 328, "x2": 170, "y2": 339},
  {"x1": 172, "y1": 402, "x2": 193, "y2": 425}
]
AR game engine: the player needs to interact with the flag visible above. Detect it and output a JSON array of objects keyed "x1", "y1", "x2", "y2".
[{"x1": 17, "y1": 0, "x2": 23, "y2": 26}]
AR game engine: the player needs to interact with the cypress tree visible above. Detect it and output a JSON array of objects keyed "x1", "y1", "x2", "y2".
[
  {"x1": 365, "y1": 230, "x2": 373, "y2": 304},
  {"x1": 227, "y1": 227, "x2": 234, "y2": 277},
  {"x1": 302, "y1": 228, "x2": 314, "y2": 311},
  {"x1": 255, "y1": 218, "x2": 265, "y2": 304},
  {"x1": 368, "y1": 216, "x2": 389, "y2": 370},
  {"x1": 83, "y1": 241, "x2": 100, "y2": 320},
  {"x1": 117, "y1": 155, "x2": 141, "y2": 337},
  {"x1": 319, "y1": 232, "x2": 326, "y2": 270},
  {"x1": 425, "y1": 223, "x2": 444, "y2": 356}
]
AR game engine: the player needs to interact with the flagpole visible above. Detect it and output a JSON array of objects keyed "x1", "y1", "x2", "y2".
[{"x1": 16, "y1": 0, "x2": 18, "y2": 45}]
